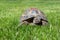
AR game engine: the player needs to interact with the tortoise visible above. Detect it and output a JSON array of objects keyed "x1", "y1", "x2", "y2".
[{"x1": 19, "y1": 8, "x2": 48, "y2": 26}]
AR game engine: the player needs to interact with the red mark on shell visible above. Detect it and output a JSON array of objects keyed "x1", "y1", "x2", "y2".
[{"x1": 30, "y1": 8, "x2": 37, "y2": 10}]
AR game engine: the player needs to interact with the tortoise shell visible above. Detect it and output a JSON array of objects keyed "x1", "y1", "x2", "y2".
[{"x1": 20, "y1": 8, "x2": 48, "y2": 25}]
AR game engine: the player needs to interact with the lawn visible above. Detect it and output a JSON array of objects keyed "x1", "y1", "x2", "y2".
[{"x1": 0, "y1": 0, "x2": 60, "y2": 40}]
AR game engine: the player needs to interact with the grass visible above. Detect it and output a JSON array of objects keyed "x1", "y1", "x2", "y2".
[{"x1": 0, "y1": 0, "x2": 60, "y2": 40}]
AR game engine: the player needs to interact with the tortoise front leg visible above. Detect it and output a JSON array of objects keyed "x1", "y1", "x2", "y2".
[
  {"x1": 29, "y1": 23, "x2": 36, "y2": 25},
  {"x1": 17, "y1": 21, "x2": 29, "y2": 27}
]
